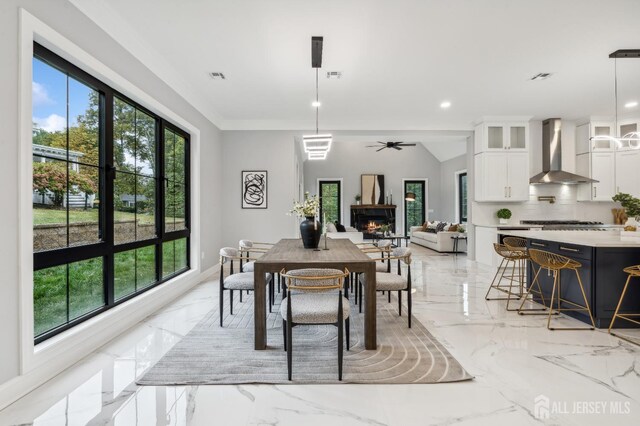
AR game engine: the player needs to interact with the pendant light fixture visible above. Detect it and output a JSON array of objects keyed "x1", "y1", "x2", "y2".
[
  {"x1": 405, "y1": 192, "x2": 416, "y2": 201},
  {"x1": 303, "y1": 36, "x2": 332, "y2": 160},
  {"x1": 591, "y1": 50, "x2": 640, "y2": 149}
]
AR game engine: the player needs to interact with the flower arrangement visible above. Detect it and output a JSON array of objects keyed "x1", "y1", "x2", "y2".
[{"x1": 290, "y1": 192, "x2": 320, "y2": 218}]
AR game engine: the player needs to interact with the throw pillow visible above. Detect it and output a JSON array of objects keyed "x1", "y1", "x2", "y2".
[
  {"x1": 426, "y1": 228, "x2": 437, "y2": 234},
  {"x1": 421, "y1": 221, "x2": 429, "y2": 232},
  {"x1": 436, "y1": 222, "x2": 448, "y2": 233},
  {"x1": 448, "y1": 224, "x2": 459, "y2": 232},
  {"x1": 336, "y1": 223, "x2": 347, "y2": 232},
  {"x1": 427, "y1": 221, "x2": 438, "y2": 231}
]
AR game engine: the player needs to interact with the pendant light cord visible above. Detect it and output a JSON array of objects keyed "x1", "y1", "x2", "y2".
[
  {"x1": 315, "y1": 68, "x2": 319, "y2": 134},
  {"x1": 614, "y1": 58, "x2": 618, "y2": 135}
]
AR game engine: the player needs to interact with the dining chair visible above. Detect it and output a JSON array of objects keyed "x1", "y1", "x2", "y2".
[
  {"x1": 280, "y1": 268, "x2": 350, "y2": 381},
  {"x1": 238, "y1": 239, "x2": 274, "y2": 273},
  {"x1": 359, "y1": 247, "x2": 413, "y2": 327},
  {"x1": 353, "y1": 240, "x2": 393, "y2": 304},
  {"x1": 219, "y1": 247, "x2": 273, "y2": 326},
  {"x1": 239, "y1": 240, "x2": 280, "y2": 297}
]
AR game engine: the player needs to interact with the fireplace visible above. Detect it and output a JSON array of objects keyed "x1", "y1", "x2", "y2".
[{"x1": 350, "y1": 204, "x2": 396, "y2": 238}]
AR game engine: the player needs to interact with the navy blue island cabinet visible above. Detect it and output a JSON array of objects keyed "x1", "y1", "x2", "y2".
[{"x1": 501, "y1": 234, "x2": 640, "y2": 328}]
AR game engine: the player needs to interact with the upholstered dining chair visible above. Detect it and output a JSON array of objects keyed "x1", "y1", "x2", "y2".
[
  {"x1": 219, "y1": 247, "x2": 273, "y2": 326},
  {"x1": 238, "y1": 239, "x2": 274, "y2": 273},
  {"x1": 359, "y1": 247, "x2": 413, "y2": 327},
  {"x1": 239, "y1": 240, "x2": 279, "y2": 300},
  {"x1": 352, "y1": 240, "x2": 393, "y2": 304},
  {"x1": 279, "y1": 268, "x2": 350, "y2": 381}
]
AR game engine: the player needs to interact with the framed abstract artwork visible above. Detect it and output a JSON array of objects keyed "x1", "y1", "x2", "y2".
[
  {"x1": 361, "y1": 174, "x2": 385, "y2": 205},
  {"x1": 241, "y1": 170, "x2": 268, "y2": 209}
]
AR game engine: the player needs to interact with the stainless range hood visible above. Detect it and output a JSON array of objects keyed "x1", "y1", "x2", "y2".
[{"x1": 529, "y1": 118, "x2": 597, "y2": 184}]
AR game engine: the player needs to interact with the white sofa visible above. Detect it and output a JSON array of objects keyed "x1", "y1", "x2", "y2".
[
  {"x1": 409, "y1": 226, "x2": 463, "y2": 252},
  {"x1": 326, "y1": 223, "x2": 364, "y2": 244}
]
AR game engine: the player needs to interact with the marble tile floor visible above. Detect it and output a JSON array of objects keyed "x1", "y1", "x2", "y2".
[{"x1": 1, "y1": 244, "x2": 639, "y2": 425}]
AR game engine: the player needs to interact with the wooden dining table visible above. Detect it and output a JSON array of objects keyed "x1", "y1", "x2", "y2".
[{"x1": 253, "y1": 238, "x2": 377, "y2": 350}]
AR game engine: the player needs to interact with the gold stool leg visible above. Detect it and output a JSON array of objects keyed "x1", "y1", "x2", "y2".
[
  {"x1": 608, "y1": 275, "x2": 640, "y2": 346},
  {"x1": 486, "y1": 257, "x2": 518, "y2": 301},
  {"x1": 547, "y1": 270, "x2": 558, "y2": 330},
  {"x1": 548, "y1": 268, "x2": 595, "y2": 331},
  {"x1": 575, "y1": 269, "x2": 596, "y2": 329},
  {"x1": 517, "y1": 263, "x2": 552, "y2": 315},
  {"x1": 485, "y1": 257, "x2": 506, "y2": 300},
  {"x1": 506, "y1": 258, "x2": 524, "y2": 311},
  {"x1": 609, "y1": 275, "x2": 632, "y2": 333}
]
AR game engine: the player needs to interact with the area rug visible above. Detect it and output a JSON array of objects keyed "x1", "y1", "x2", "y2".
[{"x1": 137, "y1": 291, "x2": 473, "y2": 385}]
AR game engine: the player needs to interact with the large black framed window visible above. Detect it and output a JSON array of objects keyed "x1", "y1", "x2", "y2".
[
  {"x1": 404, "y1": 180, "x2": 425, "y2": 236},
  {"x1": 32, "y1": 43, "x2": 190, "y2": 343},
  {"x1": 319, "y1": 180, "x2": 341, "y2": 226},
  {"x1": 458, "y1": 172, "x2": 468, "y2": 223}
]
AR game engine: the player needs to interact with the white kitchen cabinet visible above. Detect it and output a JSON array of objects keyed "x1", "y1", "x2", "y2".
[
  {"x1": 475, "y1": 152, "x2": 530, "y2": 202},
  {"x1": 616, "y1": 149, "x2": 640, "y2": 197},
  {"x1": 576, "y1": 152, "x2": 616, "y2": 201},
  {"x1": 507, "y1": 153, "x2": 530, "y2": 200},
  {"x1": 475, "y1": 122, "x2": 529, "y2": 153},
  {"x1": 618, "y1": 119, "x2": 638, "y2": 141},
  {"x1": 576, "y1": 122, "x2": 615, "y2": 154}
]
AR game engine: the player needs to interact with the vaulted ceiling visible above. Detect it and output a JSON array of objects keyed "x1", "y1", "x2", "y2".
[{"x1": 72, "y1": 0, "x2": 640, "y2": 133}]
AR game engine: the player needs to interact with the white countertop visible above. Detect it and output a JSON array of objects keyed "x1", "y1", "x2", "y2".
[{"x1": 497, "y1": 230, "x2": 640, "y2": 247}]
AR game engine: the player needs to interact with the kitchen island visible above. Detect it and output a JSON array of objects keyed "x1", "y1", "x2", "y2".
[{"x1": 498, "y1": 230, "x2": 640, "y2": 328}]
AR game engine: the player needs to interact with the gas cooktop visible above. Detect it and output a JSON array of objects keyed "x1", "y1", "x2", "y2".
[
  {"x1": 520, "y1": 220, "x2": 604, "y2": 225},
  {"x1": 520, "y1": 220, "x2": 616, "y2": 231}
]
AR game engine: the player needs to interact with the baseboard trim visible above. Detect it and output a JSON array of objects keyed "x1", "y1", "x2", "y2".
[{"x1": 0, "y1": 264, "x2": 218, "y2": 411}]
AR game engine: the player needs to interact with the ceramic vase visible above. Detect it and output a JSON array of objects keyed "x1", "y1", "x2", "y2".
[{"x1": 300, "y1": 216, "x2": 321, "y2": 249}]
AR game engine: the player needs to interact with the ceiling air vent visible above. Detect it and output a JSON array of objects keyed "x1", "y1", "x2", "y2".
[
  {"x1": 530, "y1": 72, "x2": 552, "y2": 81},
  {"x1": 209, "y1": 72, "x2": 226, "y2": 80},
  {"x1": 326, "y1": 71, "x2": 342, "y2": 79}
]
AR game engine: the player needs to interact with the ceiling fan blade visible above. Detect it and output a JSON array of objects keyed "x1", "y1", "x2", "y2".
[
  {"x1": 376, "y1": 147, "x2": 386, "y2": 152},
  {"x1": 398, "y1": 143, "x2": 417, "y2": 147},
  {"x1": 377, "y1": 141, "x2": 386, "y2": 145},
  {"x1": 366, "y1": 145, "x2": 380, "y2": 147},
  {"x1": 393, "y1": 146, "x2": 402, "y2": 150}
]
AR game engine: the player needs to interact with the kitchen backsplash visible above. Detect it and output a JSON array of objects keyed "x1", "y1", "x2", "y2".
[{"x1": 472, "y1": 184, "x2": 618, "y2": 225}]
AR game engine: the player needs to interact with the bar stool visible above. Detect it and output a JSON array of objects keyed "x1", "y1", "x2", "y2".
[
  {"x1": 485, "y1": 243, "x2": 528, "y2": 311},
  {"x1": 608, "y1": 265, "x2": 640, "y2": 346},
  {"x1": 502, "y1": 236, "x2": 549, "y2": 315},
  {"x1": 528, "y1": 249, "x2": 595, "y2": 331}
]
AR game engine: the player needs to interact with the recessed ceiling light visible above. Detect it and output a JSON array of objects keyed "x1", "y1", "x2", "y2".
[
  {"x1": 440, "y1": 101, "x2": 451, "y2": 109},
  {"x1": 326, "y1": 71, "x2": 342, "y2": 79},
  {"x1": 625, "y1": 101, "x2": 638, "y2": 108},
  {"x1": 312, "y1": 101, "x2": 321, "y2": 107},
  {"x1": 209, "y1": 72, "x2": 226, "y2": 80},
  {"x1": 530, "y1": 72, "x2": 552, "y2": 81}
]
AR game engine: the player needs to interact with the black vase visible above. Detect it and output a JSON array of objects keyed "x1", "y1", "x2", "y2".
[{"x1": 300, "y1": 216, "x2": 321, "y2": 249}]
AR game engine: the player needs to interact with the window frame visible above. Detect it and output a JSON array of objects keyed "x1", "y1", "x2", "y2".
[
  {"x1": 317, "y1": 179, "x2": 342, "y2": 225},
  {"x1": 457, "y1": 171, "x2": 468, "y2": 223},
  {"x1": 403, "y1": 179, "x2": 427, "y2": 236},
  {"x1": 32, "y1": 43, "x2": 191, "y2": 343}
]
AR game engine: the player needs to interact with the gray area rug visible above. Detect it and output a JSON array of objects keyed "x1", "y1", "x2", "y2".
[{"x1": 138, "y1": 290, "x2": 473, "y2": 385}]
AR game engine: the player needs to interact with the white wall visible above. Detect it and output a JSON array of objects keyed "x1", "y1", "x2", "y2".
[
  {"x1": 439, "y1": 154, "x2": 467, "y2": 223},
  {"x1": 0, "y1": 0, "x2": 222, "y2": 391},
  {"x1": 221, "y1": 131, "x2": 300, "y2": 247},
  {"x1": 303, "y1": 140, "x2": 442, "y2": 234}
]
